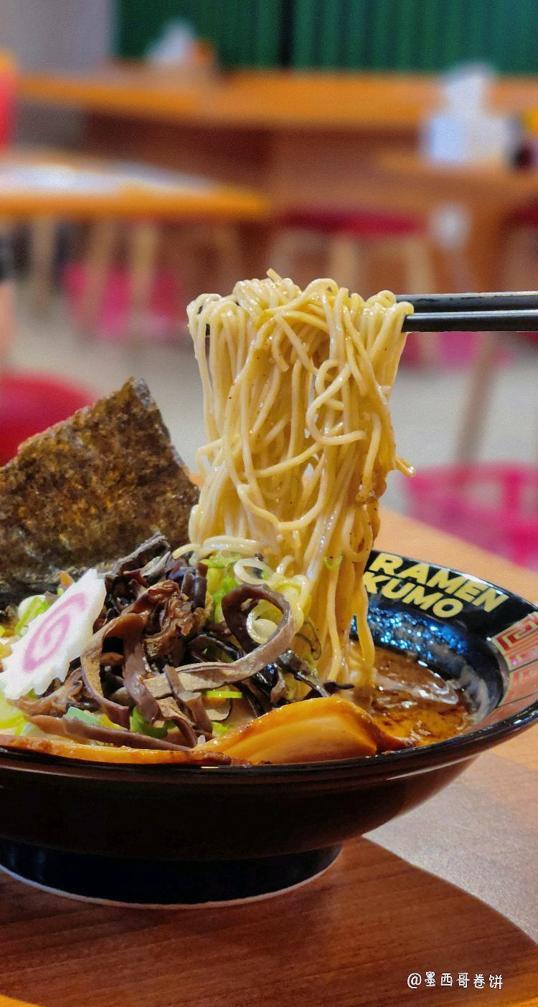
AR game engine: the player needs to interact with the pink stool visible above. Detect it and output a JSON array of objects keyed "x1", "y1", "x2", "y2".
[
  {"x1": 63, "y1": 262, "x2": 184, "y2": 343},
  {"x1": 273, "y1": 207, "x2": 437, "y2": 364},
  {"x1": 507, "y1": 204, "x2": 538, "y2": 228},
  {"x1": 405, "y1": 463, "x2": 538, "y2": 570},
  {"x1": 0, "y1": 371, "x2": 95, "y2": 464},
  {"x1": 280, "y1": 208, "x2": 424, "y2": 236}
]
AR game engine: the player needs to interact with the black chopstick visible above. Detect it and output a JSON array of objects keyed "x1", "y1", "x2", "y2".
[
  {"x1": 397, "y1": 291, "x2": 538, "y2": 312},
  {"x1": 402, "y1": 309, "x2": 538, "y2": 332}
]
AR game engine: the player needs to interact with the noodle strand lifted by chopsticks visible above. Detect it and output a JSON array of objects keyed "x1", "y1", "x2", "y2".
[{"x1": 187, "y1": 272, "x2": 412, "y2": 687}]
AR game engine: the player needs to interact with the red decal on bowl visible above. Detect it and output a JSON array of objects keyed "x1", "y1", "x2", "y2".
[
  {"x1": 493, "y1": 612, "x2": 538, "y2": 672},
  {"x1": 22, "y1": 593, "x2": 87, "y2": 673}
]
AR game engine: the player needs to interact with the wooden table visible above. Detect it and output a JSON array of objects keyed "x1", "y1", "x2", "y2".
[
  {"x1": 19, "y1": 67, "x2": 538, "y2": 290},
  {"x1": 0, "y1": 147, "x2": 269, "y2": 221},
  {"x1": 19, "y1": 66, "x2": 538, "y2": 133},
  {"x1": 1, "y1": 511, "x2": 536, "y2": 1007}
]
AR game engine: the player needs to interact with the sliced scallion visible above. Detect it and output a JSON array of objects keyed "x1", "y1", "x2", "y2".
[
  {"x1": 211, "y1": 722, "x2": 230, "y2": 737},
  {"x1": 205, "y1": 688, "x2": 242, "y2": 700}
]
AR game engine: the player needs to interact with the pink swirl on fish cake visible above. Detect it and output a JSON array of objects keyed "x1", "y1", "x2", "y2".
[{"x1": 22, "y1": 593, "x2": 87, "y2": 673}]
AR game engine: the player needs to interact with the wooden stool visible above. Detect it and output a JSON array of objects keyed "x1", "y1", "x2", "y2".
[
  {"x1": 272, "y1": 208, "x2": 438, "y2": 364},
  {"x1": 76, "y1": 218, "x2": 244, "y2": 341}
]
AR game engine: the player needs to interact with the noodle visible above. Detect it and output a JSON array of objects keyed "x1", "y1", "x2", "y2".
[{"x1": 187, "y1": 272, "x2": 412, "y2": 687}]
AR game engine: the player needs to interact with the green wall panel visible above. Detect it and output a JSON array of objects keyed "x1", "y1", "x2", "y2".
[
  {"x1": 116, "y1": 0, "x2": 284, "y2": 67},
  {"x1": 116, "y1": 0, "x2": 538, "y2": 74}
]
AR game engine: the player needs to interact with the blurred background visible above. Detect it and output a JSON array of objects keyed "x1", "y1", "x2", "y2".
[{"x1": 0, "y1": 0, "x2": 537, "y2": 566}]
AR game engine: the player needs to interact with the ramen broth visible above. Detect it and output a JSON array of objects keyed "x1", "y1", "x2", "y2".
[{"x1": 369, "y1": 648, "x2": 473, "y2": 745}]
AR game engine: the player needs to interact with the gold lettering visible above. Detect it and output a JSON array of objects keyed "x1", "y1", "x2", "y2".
[
  {"x1": 454, "y1": 579, "x2": 483, "y2": 602},
  {"x1": 404, "y1": 585, "x2": 443, "y2": 610},
  {"x1": 381, "y1": 578, "x2": 413, "y2": 600},
  {"x1": 363, "y1": 571, "x2": 390, "y2": 594},
  {"x1": 368, "y1": 552, "x2": 404, "y2": 576},
  {"x1": 427, "y1": 569, "x2": 466, "y2": 594},
  {"x1": 433, "y1": 598, "x2": 464, "y2": 617},
  {"x1": 473, "y1": 588, "x2": 508, "y2": 613},
  {"x1": 400, "y1": 562, "x2": 431, "y2": 585}
]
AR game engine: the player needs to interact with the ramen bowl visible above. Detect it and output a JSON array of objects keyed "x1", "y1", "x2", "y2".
[{"x1": 0, "y1": 550, "x2": 536, "y2": 907}]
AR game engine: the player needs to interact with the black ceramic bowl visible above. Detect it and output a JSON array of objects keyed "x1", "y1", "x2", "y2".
[{"x1": 0, "y1": 550, "x2": 536, "y2": 907}]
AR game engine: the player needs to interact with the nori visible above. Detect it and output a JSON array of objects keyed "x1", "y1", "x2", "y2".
[{"x1": 0, "y1": 378, "x2": 198, "y2": 604}]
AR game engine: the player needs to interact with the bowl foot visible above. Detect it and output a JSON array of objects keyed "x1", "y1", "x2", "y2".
[{"x1": 0, "y1": 839, "x2": 341, "y2": 907}]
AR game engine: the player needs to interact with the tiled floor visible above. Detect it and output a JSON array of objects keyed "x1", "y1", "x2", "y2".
[{"x1": 11, "y1": 290, "x2": 538, "y2": 515}]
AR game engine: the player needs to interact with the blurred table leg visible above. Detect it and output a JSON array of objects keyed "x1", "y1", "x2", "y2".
[
  {"x1": 29, "y1": 218, "x2": 57, "y2": 315},
  {"x1": 77, "y1": 219, "x2": 117, "y2": 338},
  {"x1": 126, "y1": 221, "x2": 159, "y2": 345},
  {"x1": 455, "y1": 331, "x2": 499, "y2": 463}
]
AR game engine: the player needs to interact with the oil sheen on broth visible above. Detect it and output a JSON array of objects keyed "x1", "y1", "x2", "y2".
[{"x1": 368, "y1": 648, "x2": 472, "y2": 745}]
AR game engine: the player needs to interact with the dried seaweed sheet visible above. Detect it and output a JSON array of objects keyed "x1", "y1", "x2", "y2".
[{"x1": 0, "y1": 379, "x2": 198, "y2": 603}]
